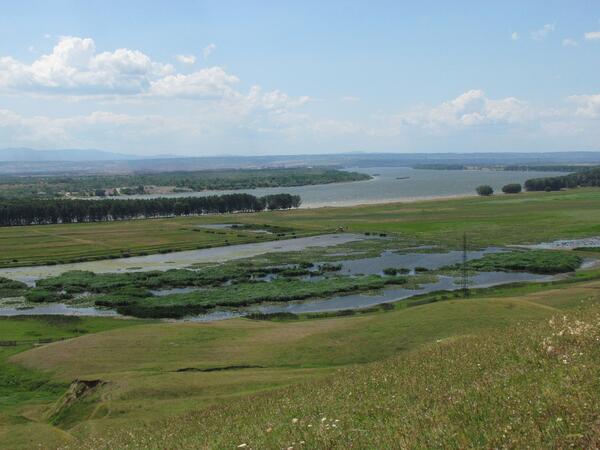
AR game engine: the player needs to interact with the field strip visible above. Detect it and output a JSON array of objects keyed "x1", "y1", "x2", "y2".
[{"x1": 28, "y1": 228, "x2": 114, "y2": 249}]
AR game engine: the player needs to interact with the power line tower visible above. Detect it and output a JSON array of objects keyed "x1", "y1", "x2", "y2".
[{"x1": 461, "y1": 233, "x2": 469, "y2": 297}]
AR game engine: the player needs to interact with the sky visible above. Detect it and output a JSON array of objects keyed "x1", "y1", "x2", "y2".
[{"x1": 1, "y1": 0, "x2": 600, "y2": 156}]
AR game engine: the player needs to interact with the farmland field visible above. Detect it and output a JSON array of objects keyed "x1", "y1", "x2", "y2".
[{"x1": 3, "y1": 188, "x2": 600, "y2": 267}]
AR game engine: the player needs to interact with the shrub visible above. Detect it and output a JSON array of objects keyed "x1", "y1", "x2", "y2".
[
  {"x1": 476, "y1": 185, "x2": 494, "y2": 196},
  {"x1": 246, "y1": 312, "x2": 298, "y2": 321},
  {"x1": 25, "y1": 289, "x2": 66, "y2": 303},
  {"x1": 318, "y1": 263, "x2": 342, "y2": 273},
  {"x1": 0, "y1": 276, "x2": 27, "y2": 290},
  {"x1": 502, "y1": 183, "x2": 522, "y2": 194}
]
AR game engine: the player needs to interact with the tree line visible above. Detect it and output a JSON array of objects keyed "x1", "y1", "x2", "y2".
[
  {"x1": 503, "y1": 165, "x2": 587, "y2": 172},
  {"x1": 0, "y1": 193, "x2": 301, "y2": 226},
  {"x1": 524, "y1": 167, "x2": 600, "y2": 191}
]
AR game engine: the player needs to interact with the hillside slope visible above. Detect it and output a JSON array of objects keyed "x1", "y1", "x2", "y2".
[
  {"x1": 72, "y1": 297, "x2": 600, "y2": 449},
  {"x1": 2, "y1": 278, "x2": 599, "y2": 448}
]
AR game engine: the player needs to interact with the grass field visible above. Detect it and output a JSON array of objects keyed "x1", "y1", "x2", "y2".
[
  {"x1": 83, "y1": 298, "x2": 600, "y2": 449},
  {"x1": 3, "y1": 188, "x2": 600, "y2": 267},
  {"x1": 0, "y1": 219, "x2": 308, "y2": 267}
]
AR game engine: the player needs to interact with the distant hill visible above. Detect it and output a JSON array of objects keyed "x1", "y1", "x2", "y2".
[{"x1": 0, "y1": 148, "x2": 150, "y2": 162}]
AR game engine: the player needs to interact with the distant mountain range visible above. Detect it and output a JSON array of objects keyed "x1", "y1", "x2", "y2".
[
  {"x1": 1, "y1": 148, "x2": 600, "y2": 175},
  {"x1": 0, "y1": 148, "x2": 167, "y2": 162}
]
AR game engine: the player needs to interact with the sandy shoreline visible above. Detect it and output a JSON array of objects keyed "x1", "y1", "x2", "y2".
[{"x1": 299, "y1": 193, "x2": 476, "y2": 209}]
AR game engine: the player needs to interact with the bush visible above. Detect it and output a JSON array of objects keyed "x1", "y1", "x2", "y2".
[
  {"x1": 25, "y1": 289, "x2": 65, "y2": 303},
  {"x1": 317, "y1": 263, "x2": 342, "y2": 273},
  {"x1": 502, "y1": 183, "x2": 522, "y2": 194},
  {"x1": 246, "y1": 312, "x2": 298, "y2": 321},
  {"x1": 476, "y1": 185, "x2": 494, "y2": 196},
  {"x1": 0, "y1": 276, "x2": 27, "y2": 290}
]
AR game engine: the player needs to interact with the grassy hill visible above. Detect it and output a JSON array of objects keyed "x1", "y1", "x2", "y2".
[
  {"x1": 82, "y1": 298, "x2": 600, "y2": 449},
  {"x1": 2, "y1": 276, "x2": 600, "y2": 448}
]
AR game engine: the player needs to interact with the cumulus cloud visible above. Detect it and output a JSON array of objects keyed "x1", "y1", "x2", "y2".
[
  {"x1": 150, "y1": 67, "x2": 240, "y2": 99},
  {"x1": 584, "y1": 31, "x2": 600, "y2": 41},
  {"x1": 203, "y1": 43, "x2": 216, "y2": 59},
  {"x1": 0, "y1": 36, "x2": 308, "y2": 113},
  {"x1": 391, "y1": 90, "x2": 532, "y2": 131},
  {"x1": 562, "y1": 38, "x2": 578, "y2": 47},
  {"x1": 0, "y1": 36, "x2": 317, "y2": 152},
  {"x1": 530, "y1": 24, "x2": 555, "y2": 41},
  {"x1": 0, "y1": 36, "x2": 173, "y2": 95},
  {"x1": 175, "y1": 54, "x2": 196, "y2": 65}
]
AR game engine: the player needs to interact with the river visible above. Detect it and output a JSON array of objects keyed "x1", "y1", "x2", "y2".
[{"x1": 107, "y1": 167, "x2": 564, "y2": 208}]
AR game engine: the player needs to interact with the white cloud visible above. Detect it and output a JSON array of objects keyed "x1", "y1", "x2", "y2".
[
  {"x1": 149, "y1": 67, "x2": 240, "y2": 98},
  {"x1": 391, "y1": 90, "x2": 532, "y2": 131},
  {"x1": 584, "y1": 31, "x2": 600, "y2": 41},
  {"x1": 203, "y1": 43, "x2": 216, "y2": 59},
  {"x1": 3, "y1": 89, "x2": 600, "y2": 154},
  {"x1": 341, "y1": 96, "x2": 360, "y2": 103},
  {"x1": 0, "y1": 36, "x2": 308, "y2": 114},
  {"x1": 510, "y1": 32, "x2": 519, "y2": 41},
  {"x1": 530, "y1": 24, "x2": 555, "y2": 41},
  {"x1": 562, "y1": 38, "x2": 578, "y2": 47},
  {"x1": 0, "y1": 36, "x2": 316, "y2": 153},
  {"x1": 0, "y1": 36, "x2": 173, "y2": 95},
  {"x1": 175, "y1": 54, "x2": 196, "y2": 65}
]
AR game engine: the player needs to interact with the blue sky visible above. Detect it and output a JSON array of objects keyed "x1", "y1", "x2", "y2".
[{"x1": 1, "y1": 1, "x2": 600, "y2": 155}]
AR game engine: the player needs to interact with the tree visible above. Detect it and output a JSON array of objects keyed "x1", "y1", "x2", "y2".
[
  {"x1": 476, "y1": 185, "x2": 493, "y2": 196},
  {"x1": 524, "y1": 166, "x2": 600, "y2": 192},
  {"x1": 501, "y1": 183, "x2": 522, "y2": 194}
]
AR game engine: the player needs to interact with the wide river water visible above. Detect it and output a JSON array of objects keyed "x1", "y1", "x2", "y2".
[{"x1": 117, "y1": 167, "x2": 564, "y2": 208}]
